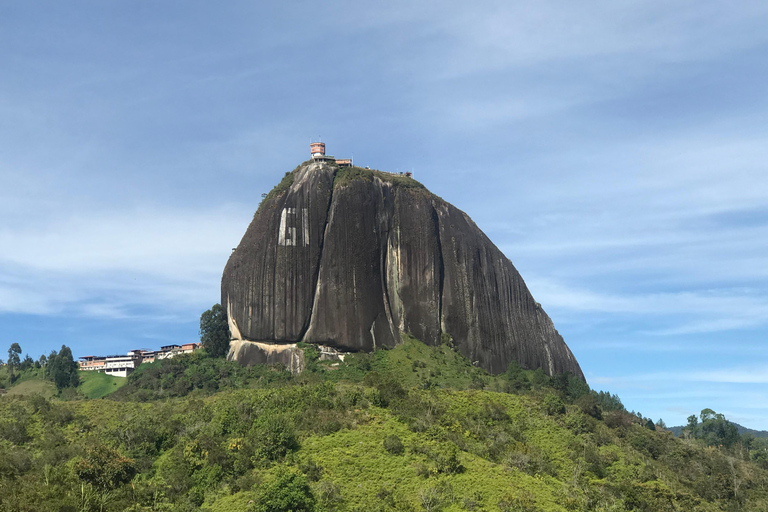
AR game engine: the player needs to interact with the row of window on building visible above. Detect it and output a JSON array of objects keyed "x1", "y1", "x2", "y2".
[{"x1": 78, "y1": 343, "x2": 201, "y2": 377}]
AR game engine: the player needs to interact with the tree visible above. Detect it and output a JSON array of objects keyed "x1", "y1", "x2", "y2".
[
  {"x1": 200, "y1": 303, "x2": 231, "y2": 358},
  {"x1": 252, "y1": 467, "x2": 315, "y2": 512},
  {"x1": 75, "y1": 444, "x2": 137, "y2": 491},
  {"x1": 19, "y1": 354, "x2": 33, "y2": 371},
  {"x1": 46, "y1": 345, "x2": 80, "y2": 390},
  {"x1": 700, "y1": 408, "x2": 717, "y2": 422},
  {"x1": 681, "y1": 414, "x2": 699, "y2": 438},
  {"x1": 7, "y1": 343, "x2": 21, "y2": 380},
  {"x1": 74, "y1": 444, "x2": 137, "y2": 511},
  {"x1": 700, "y1": 410, "x2": 739, "y2": 448}
]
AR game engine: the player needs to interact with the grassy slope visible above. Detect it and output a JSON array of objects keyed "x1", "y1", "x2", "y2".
[
  {"x1": 0, "y1": 366, "x2": 125, "y2": 399},
  {"x1": 292, "y1": 395, "x2": 572, "y2": 512},
  {"x1": 0, "y1": 367, "x2": 57, "y2": 398},
  {"x1": 4, "y1": 378, "x2": 57, "y2": 398},
  {"x1": 77, "y1": 370, "x2": 127, "y2": 399}
]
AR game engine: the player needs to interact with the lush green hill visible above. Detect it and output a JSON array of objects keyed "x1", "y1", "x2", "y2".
[
  {"x1": 0, "y1": 367, "x2": 56, "y2": 398},
  {"x1": 77, "y1": 370, "x2": 128, "y2": 399},
  {"x1": 0, "y1": 365, "x2": 126, "y2": 400},
  {"x1": 1, "y1": 339, "x2": 767, "y2": 511},
  {"x1": 3, "y1": 377, "x2": 57, "y2": 398}
]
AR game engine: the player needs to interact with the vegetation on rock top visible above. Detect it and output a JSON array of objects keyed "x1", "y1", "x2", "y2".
[
  {"x1": 332, "y1": 165, "x2": 426, "y2": 191},
  {"x1": 254, "y1": 161, "x2": 433, "y2": 220}
]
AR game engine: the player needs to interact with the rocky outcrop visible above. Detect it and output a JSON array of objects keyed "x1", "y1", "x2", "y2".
[{"x1": 222, "y1": 161, "x2": 583, "y2": 379}]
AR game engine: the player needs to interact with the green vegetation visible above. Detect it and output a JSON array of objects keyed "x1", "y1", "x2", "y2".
[
  {"x1": 6, "y1": 343, "x2": 21, "y2": 381},
  {"x1": 45, "y1": 345, "x2": 80, "y2": 390},
  {"x1": 78, "y1": 370, "x2": 128, "y2": 399},
  {"x1": 200, "y1": 303, "x2": 231, "y2": 358},
  {"x1": 3, "y1": 376, "x2": 57, "y2": 398},
  {"x1": 1, "y1": 337, "x2": 767, "y2": 511},
  {"x1": 0, "y1": 343, "x2": 79, "y2": 394},
  {"x1": 110, "y1": 351, "x2": 292, "y2": 401},
  {"x1": 255, "y1": 163, "x2": 308, "y2": 215},
  {"x1": 333, "y1": 165, "x2": 426, "y2": 190},
  {"x1": 0, "y1": 364, "x2": 125, "y2": 400}
]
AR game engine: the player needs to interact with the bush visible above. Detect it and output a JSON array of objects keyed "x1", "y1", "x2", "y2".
[
  {"x1": 73, "y1": 444, "x2": 137, "y2": 491},
  {"x1": 383, "y1": 435, "x2": 404, "y2": 455},
  {"x1": 576, "y1": 393, "x2": 603, "y2": 420},
  {"x1": 432, "y1": 443, "x2": 463, "y2": 475},
  {"x1": 502, "y1": 361, "x2": 531, "y2": 393},
  {"x1": 300, "y1": 458, "x2": 323, "y2": 482},
  {"x1": 543, "y1": 394, "x2": 565, "y2": 416},
  {"x1": 251, "y1": 415, "x2": 298, "y2": 463},
  {"x1": 252, "y1": 467, "x2": 315, "y2": 512}
]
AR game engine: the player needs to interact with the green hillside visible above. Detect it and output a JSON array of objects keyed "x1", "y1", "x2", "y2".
[
  {"x1": 0, "y1": 367, "x2": 56, "y2": 398},
  {"x1": 3, "y1": 377, "x2": 57, "y2": 398},
  {"x1": 77, "y1": 370, "x2": 128, "y2": 399},
  {"x1": 0, "y1": 365, "x2": 126, "y2": 400},
  {"x1": 1, "y1": 339, "x2": 767, "y2": 511}
]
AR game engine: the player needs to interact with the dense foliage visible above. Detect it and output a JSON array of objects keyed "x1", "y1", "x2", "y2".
[
  {"x1": 333, "y1": 165, "x2": 426, "y2": 190},
  {"x1": 1, "y1": 337, "x2": 767, "y2": 511},
  {"x1": 6, "y1": 343, "x2": 21, "y2": 381},
  {"x1": 0, "y1": 343, "x2": 79, "y2": 392},
  {"x1": 45, "y1": 345, "x2": 80, "y2": 390},
  {"x1": 200, "y1": 304, "x2": 231, "y2": 358}
]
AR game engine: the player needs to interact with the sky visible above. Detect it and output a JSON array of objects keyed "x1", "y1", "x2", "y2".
[{"x1": 1, "y1": 1, "x2": 767, "y2": 429}]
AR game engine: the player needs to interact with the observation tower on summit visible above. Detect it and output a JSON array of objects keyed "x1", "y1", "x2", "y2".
[
  {"x1": 310, "y1": 142, "x2": 326, "y2": 158},
  {"x1": 310, "y1": 142, "x2": 351, "y2": 166}
]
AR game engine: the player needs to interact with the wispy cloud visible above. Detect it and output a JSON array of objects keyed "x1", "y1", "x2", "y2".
[
  {"x1": 0, "y1": 205, "x2": 250, "y2": 318},
  {"x1": 525, "y1": 278, "x2": 768, "y2": 334}
]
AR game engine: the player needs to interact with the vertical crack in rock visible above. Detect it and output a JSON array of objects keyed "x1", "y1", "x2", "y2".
[
  {"x1": 378, "y1": 182, "x2": 399, "y2": 347},
  {"x1": 431, "y1": 201, "x2": 445, "y2": 336},
  {"x1": 299, "y1": 166, "x2": 337, "y2": 342}
]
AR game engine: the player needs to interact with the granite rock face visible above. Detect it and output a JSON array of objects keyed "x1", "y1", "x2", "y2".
[{"x1": 222, "y1": 161, "x2": 583, "y2": 378}]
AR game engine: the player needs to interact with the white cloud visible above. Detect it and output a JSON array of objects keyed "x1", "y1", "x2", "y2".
[{"x1": 0, "y1": 205, "x2": 251, "y2": 318}]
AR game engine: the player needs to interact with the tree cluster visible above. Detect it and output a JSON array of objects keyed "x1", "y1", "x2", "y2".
[
  {"x1": 199, "y1": 303, "x2": 231, "y2": 358},
  {"x1": 683, "y1": 408, "x2": 741, "y2": 448},
  {"x1": 2, "y1": 343, "x2": 78, "y2": 391},
  {"x1": 45, "y1": 345, "x2": 80, "y2": 390}
]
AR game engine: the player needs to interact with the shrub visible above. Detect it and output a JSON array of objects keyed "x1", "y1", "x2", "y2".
[
  {"x1": 502, "y1": 361, "x2": 531, "y2": 393},
  {"x1": 252, "y1": 467, "x2": 315, "y2": 512},
  {"x1": 543, "y1": 394, "x2": 565, "y2": 416},
  {"x1": 383, "y1": 435, "x2": 404, "y2": 455},
  {"x1": 576, "y1": 393, "x2": 603, "y2": 420},
  {"x1": 73, "y1": 444, "x2": 137, "y2": 492},
  {"x1": 251, "y1": 415, "x2": 298, "y2": 463},
  {"x1": 604, "y1": 410, "x2": 635, "y2": 429},
  {"x1": 432, "y1": 443, "x2": 463, "y2": 475},
  {"x1": 300, "y1": 458, "x2": 323, "y2": 482}
]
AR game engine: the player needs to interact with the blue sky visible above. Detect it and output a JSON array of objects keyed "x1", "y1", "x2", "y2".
[{"x1": 1, "y1": 1, "x2": 767, "y2": 429}]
